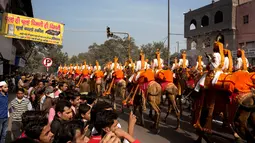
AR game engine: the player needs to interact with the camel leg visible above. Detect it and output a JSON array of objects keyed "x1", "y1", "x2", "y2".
[
  {"x1": 139, "y1": 105, "x2": 145, "y2": 127},
  {"x1": 203, "y1": 91, "x2": 216, "y2": 133},
  {"x1": 164, "y1": 98, "x2": 172, "y2": 123},
  {"x1": 112, "y1": 87, "x2": 117, "y2": 110},
  {"x1": 169, "y1": 94, "x2": 181, "y2": 130},
  {"x1": 96, "y1": 84, "x2": 101, "y2": 97},
  {"x1": 149, "y1": 107, "x2": 153, "y2": 120},
  {"x1": 148, "y1": 96, "x2": 161, "y2": 134},
  {"x1": 141, "y1": 92, "x2": 147, "y2": 111},
  {"x1": 120, "y1": 83, "x2": 126, "y2": 113},
  {"x1": 235, "y1": 97, "x2": 254, "y2": 142},
  {"x1": 193, "y1": 90, "x2": 205, "y2": 131}
]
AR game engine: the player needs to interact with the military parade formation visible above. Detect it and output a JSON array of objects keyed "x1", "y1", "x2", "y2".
[{"x1": 55, "y1": 39, "x2": 255, "y2": 143}]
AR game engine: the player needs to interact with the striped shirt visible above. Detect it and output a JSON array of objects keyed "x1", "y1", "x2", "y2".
[{"x1": 10, "y1": 97, "x2": 32, "y2": 121}]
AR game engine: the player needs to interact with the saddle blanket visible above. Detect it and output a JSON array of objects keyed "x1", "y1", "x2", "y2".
[
  {"x1": 160, "y1": 81, "x2": 173, "y2": 91},
  {"x1": 139, "y1": 81, "x2": 151, "y2": 95}
]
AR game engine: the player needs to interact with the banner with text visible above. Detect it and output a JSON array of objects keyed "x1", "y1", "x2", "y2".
[{"x1": 1, "y1": 13, "x2": 64, "y2": 45}]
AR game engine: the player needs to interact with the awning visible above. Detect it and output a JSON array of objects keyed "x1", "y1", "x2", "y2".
[{"x1": 0, "y1": 0, "x2": 9, "y2": 11}]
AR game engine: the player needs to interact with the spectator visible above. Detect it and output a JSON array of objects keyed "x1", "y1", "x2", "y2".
[
  {"x1": 11, "y1": 137, "x2": 37, "y2": 143},
  {"x1": 66, "y1": 90, "x2": 81, "y2": 114},
  {"x1": 89, "y1": 110, "x2": 140, "y2": 143},
  {"x1": 10, "y1": 88, "x2": 32, "y2": 139},
  {"x1": 80, "y1": 78, "x2": 90, "y2": 95},
  {"x1": 37, "y1": 80, "x2": 45, "y2": 89},
  {"x1": 42, "y1": 87, "x2": 55, "y2": 113},
  {"x1": 54, "y1": 82, "x2": 68, "y2": 98},
  {"x1": 53, "y1": 120, "x2": 90, "y2": 143},
  {"x1": 48, "y1": 98, "x2": 58, "y2": 124},
  {"x1": 76, "y1": 103, "x2": 91, "y2": 128},
  {"x1": 18, "y1": 76, "x2": 26, "y2": 89},
  {"x1": 51, "y1": 100, "x2": 73, "y2": 135},
  {"x1": 80, "y1": 94, "x2": 87, "y2": 104},
  {"x1": 35, "y1": 88, "x2": 46, "y2": 111},
  {"x1": 21, "y1": 111, "x2": 54, "y2": 143},
  {"x1": 0, "y1": 81, "x2": 8, "y2": 143},
  {"x1": 86, "y1": 92, "x2": 97, "y2": 107}
]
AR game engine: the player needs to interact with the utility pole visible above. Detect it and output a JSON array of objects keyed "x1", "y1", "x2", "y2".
[
  {"x1": 167, "y1": 0, "x2": 170, "y2": 66},
  {"x1": 106, "y1": 27, "x2": 131, "y2": 59},
  {"x1": 176, "y1": 41, "x2": 179, "y2": 53}
]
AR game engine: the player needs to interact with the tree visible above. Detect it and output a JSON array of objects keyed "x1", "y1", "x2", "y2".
[
  {"x1": 20, "y1": 42, "x2": 68, "y2": 73},
  {"x1": 140, "y1": 42, "x2": 169, "y2": 63},
  {"x1": 67, "y1": 37, "x2": 140, "y2": 66}
]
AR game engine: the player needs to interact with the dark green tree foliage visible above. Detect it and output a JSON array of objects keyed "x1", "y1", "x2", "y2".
[
  {"x1": 67, "y1": 38, "x2": 170, "y2": 66},
  {"x1": 20, "y1": 42, "x2": 68, "y2": 73},
  {"x1": 21, "y1": 37, "x2": 176, "y2": 73}
]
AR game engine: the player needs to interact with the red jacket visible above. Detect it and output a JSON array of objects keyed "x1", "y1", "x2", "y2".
[{"x1": 88, "y1": 135, "x2": 141, "y2": 143}]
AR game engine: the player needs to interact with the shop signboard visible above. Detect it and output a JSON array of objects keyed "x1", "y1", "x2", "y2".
[{"x1": 1, "y1": 13, "x2": 64, "y2": 45}]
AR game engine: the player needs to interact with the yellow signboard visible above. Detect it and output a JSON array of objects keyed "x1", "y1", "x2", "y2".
[{"x1": 1, "y1": 13, "x2": 64, "y2": 45}]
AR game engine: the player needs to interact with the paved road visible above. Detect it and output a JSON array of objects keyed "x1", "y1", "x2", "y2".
[{"x1": 7, "y1": 93, "x2": 234, "y2": 143}]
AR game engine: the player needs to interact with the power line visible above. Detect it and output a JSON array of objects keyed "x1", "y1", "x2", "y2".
[{"x1": 65, "y1": 28, "x2": 184, "y2": 35}]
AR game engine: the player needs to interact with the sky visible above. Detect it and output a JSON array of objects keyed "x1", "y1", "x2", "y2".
[{"x1": 32, "y1": 0, "x2": 212, "y2": 56}]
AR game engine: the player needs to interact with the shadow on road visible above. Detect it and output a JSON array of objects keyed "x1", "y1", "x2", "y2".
[{"x1": 112, "y1": 96, "x2": 234, "y2": 143}]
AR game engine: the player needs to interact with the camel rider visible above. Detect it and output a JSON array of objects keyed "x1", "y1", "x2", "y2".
[
  {"x1": 90, "y1": 60, "x2": 101, "y2": 78},
  {"x1": 222, "y1": 49, "x2": 230, "y2": 73},
  {"x1": 93, "y1": 60, "x2": 102, "y2": 71},
  {"x1": 110, "y1": 57, "x2": 121, "y2": 77},
  {"x1": 235, "y1": 49, "x2": 249, "y2": 71},
  {"x1": 63, "y1": 64, "x2": 68, "y2": 75},
  {"x1": 104, "y1": 61, "x2": 112, "y2": 78},
  {"x1": 171, "y1": 57, "x2": 178, "y2": 71},
  {"x1": 134, "y1": 51, "x2": 149, "y2": 82},
  {"x1": 104, "y1": 57, "x2": 123, "y2": 95},
  {"x1": 82, "y1": 61, "x2": 89, "y2": 71},
  {"x1": 69, "y1": 64, "x2": 74, "y2": 75},
  {"x1": 178, "y1": 51, "x2": 189, "y2": 69},
  {"x1": 153, "y1": 49, "x2": 164, "y2": 73},
  {"x1": 134, "y1": 51, "x2": 148, "y2": 111},
  {"x1": 128, "y1": 59, "x2": 136, "y2": 73},
  {"x1": 194, "y1": 41, "x2": 224, "y2": 92},
  {"x1": 195, "y1": 56, "x2": 206, "y2": 73},
  {"x1": 57, "y1": 65, "x2": 63, "y2": 76},
  {"x1": 225, "y1": 49, "x2": 233, "y2": 73},
  {"x1": 74, "y1": 63, "x2": 82, "y2": 78},
  {"x1": 89, "y1": 64, "x2": 93, "y2": 74}
]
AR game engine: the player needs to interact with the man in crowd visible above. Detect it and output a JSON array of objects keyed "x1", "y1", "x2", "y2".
[
  {"x1": 51, "y1": 100, "x2": 73, "y2": 135},
  {"x1": 10, "y1": 88, "x2": 32, "y2": 139},
  {"x1": 0, "y1": 81, "x2": 8, "y2": 143}
]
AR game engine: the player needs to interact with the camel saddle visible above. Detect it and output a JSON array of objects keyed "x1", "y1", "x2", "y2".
[
  {"x1": 156, "y1": 70, "x2": 173, "y2": 83},
  {"x1": 95, "y1": 71, "x2": 104, "y2": 79},
  {"x1": 138, "y1": 69, "x2": 155, "y2": 84},
  {"x1": 213, "y1": 73, "x2": 235, "y2": 92},
  {"x1": 113, "y1": 69, "x2": 124, "y2": 79},
  {"x1": 213, "y1": 71, "x2": 253, "y2": 93}
]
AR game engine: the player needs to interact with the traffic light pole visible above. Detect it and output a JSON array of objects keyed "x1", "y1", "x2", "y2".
[
  {"x1": 167, "y1": 0, "x2": 171, "y2": 66},
  {"x1": 111, "y1": 31, "x2": 131, "y2": 59}
]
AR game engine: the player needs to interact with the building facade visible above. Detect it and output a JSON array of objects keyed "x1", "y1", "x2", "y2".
[
  {"x1": 0, "y1": 0, "x2": 33, "y2": 79},
  {"x1": 184, "y1": 0, "x2": 253, "y2": 63},
  {"x1": 236, "y1": 0, "x2": 255, "y2": 64}
]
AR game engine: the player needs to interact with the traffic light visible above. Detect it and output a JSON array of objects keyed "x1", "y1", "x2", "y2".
[{"x1": 106, "y1": 26, "x2": 113, "y2": 38}]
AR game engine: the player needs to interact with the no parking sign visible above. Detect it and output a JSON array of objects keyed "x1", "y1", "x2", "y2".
[{"x1": 42, "y1": 58, "x2": 53, "y2": 72}]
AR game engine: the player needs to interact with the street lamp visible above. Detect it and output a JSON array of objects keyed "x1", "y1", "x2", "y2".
[{"x1": 167, "y1": 0, "x2": 170, "y2": 66}]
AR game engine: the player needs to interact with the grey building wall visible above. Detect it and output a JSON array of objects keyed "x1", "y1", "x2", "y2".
[{"x1": 184, "y1": 0, "x2": 251, "y2": 55}]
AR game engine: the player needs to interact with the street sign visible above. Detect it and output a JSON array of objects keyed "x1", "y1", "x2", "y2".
[{"x1": 42, "y1": 58, "x2": 53, "y2": 72}]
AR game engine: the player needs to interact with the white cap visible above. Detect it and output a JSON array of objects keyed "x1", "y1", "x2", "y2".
[{"x1": 0, "y1": 81, "x2": 7, "y2": 87}]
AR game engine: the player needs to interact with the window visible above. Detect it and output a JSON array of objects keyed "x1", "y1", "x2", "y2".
[
  {"x1": 191, "y1": 41, "x2": 197, "y2": 50},
  {"x1": 243, "y1": 15, "x2": 249, "y2": 24},
  {"x1": 201, "y1": 15, "x2": 209, "y2": 27},
  {"x1": 190, "y1": 19, "x2": 197, "y2": 30},
  {"x1": 214, "y1": 11, "x2": 223, "y2": 24}
]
